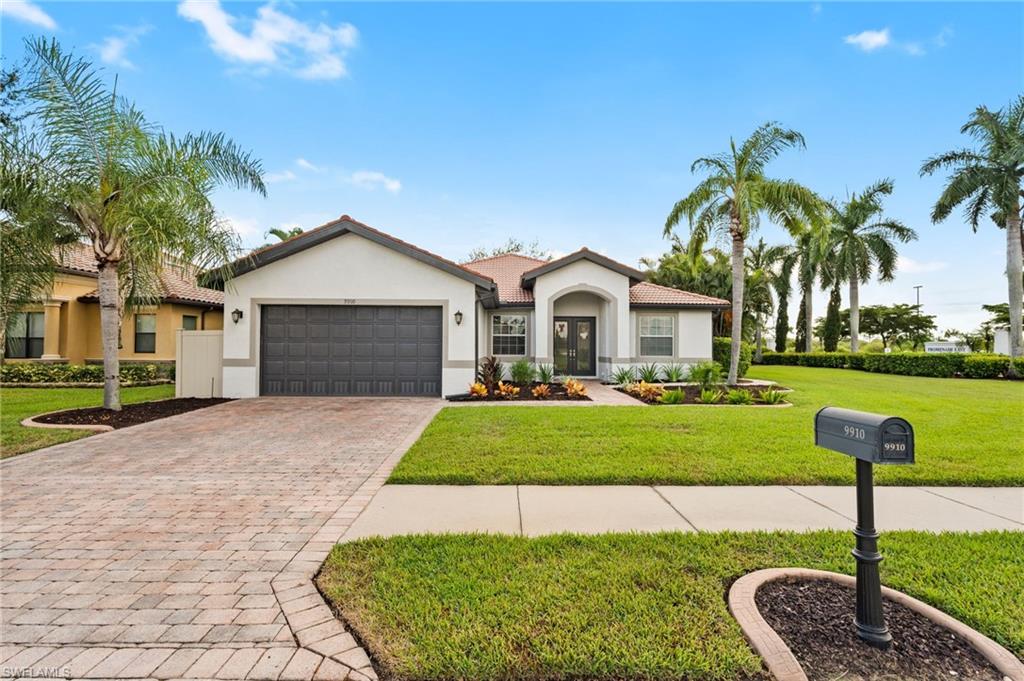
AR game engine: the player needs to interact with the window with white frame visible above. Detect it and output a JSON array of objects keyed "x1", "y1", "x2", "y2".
[
  {"x1": 639, "y1": 315, "x2": 673, "y2": 357},
  {"x1": 491, "y1": 314, "x2": 527, "y2": 355}
]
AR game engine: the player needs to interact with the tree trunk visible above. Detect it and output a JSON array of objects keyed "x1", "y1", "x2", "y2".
[
  {"x1": 804, "y1": 284, "x2": 813, "y2": 352},
  {"x1": 729, "y1": 232, "x2": 745, "y2": 385},
  {"x1": 754, "y1": 315, "x2": 763, "y2": 362},
  {"x1": 849, "y1": 277, "x2": 860, "y2": 353},
  {"x1": 98, "y1": 262, "x2": 122, "y2": 410},
  {"x1": 1006, "y1": 213, "x2": 1023, "y2": 370}
]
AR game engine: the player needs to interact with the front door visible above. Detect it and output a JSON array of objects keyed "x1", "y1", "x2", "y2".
[{"x1": 553, "y1": 316, "x2": 596, "y2": 376}]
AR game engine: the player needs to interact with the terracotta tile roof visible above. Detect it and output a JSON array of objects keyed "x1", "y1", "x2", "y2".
[
  {"x1": 68, "y1": 243, "x2": 224, "y2": 307},
  {"x1": 629, "y1": 281, "x2": 729, "y2": 307},
  {"x1": 461, "y1": 253, "x2": 548, "y2": 304}
]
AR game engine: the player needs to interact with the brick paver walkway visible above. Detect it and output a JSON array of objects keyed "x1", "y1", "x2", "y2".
[{"x1": 1, "y1": 397, "x2": 441, "y2": 680}]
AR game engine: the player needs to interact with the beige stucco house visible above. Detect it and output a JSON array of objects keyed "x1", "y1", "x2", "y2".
[
  {"x1": 4, "y1": 243, "x2": 224, "y2": 365},
  {"x1": 218, "y1": 215, "x2": 727, "y2": 398}
]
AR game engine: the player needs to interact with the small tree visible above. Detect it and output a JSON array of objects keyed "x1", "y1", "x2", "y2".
[
  {"x1": 4, "y1": 38, "x2": 265, "y2": 408},
  {"x1": 467, "y1": 237, "x2": 550, "y2": 261},
  {"x1": 823, "y1": 284, "x2": 842, "y2": 351}
]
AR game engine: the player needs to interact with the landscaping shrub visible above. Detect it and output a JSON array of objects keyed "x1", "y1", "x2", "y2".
[
  {"x1": 0, "y1": 363, "x2": 160, "y2": 384},
  {"x1": 726, "y1": 388, "x2": 754, "y2": 405},
  {"x1": 686, "y1": 361, "x2": 722, "y2": 390},
  {"x1": 661, "y1": 363, "x2": 686, "y2": 382},
  {"x1": 757, "y1": 351, "x2": 1020, "y2": 379},
  {"x1": 637, "y1": 363, "x2": 661, "y2": 383},
  {"x1": 477, "y1": 356, "x2": 504, "y2": 391},
  {"x1": 658, "y1": 389, "x2": 686, "y2": 404},
  {"x1": 496, "y1": 381, "x2": 520, "y2": 399},
  {"x1": 563, "y1": 377, "x2": 587, "y2": 398},
  {"x1": 468, "y1": 382, "x2": 488, "y2": 398},
  {"x1": 536, "y1": 364, "x2": 555, "y2": 384},
  {"x1": 759, "y1": 388, "x2": 786, "y2": 405},
  {"x1": 509, "y1": 359, "x2": 536, "y2": 385},
  {"x1": 697, "y1": 388, "x2": 723, "y2": 404},
  {"x1": 712, "y1": 337, "x2": 752, "y2": 378},
  {"x1": 531, "y1": 384, "x2": 552, "y2": 399},
  {"x1": 611, "y1": 366, "x2": 635, "y2": 386}
]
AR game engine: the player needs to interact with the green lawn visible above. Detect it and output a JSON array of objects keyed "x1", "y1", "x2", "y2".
[
  {"x1": 389, "y1": 366, "x2": 1023, "y2": 486},
  {"x1": 319, "y1": 531, "x2": 1024, "y2": 681},
  {"x1": 0, "y1": 384, "x2": 175, "y2": 458}
]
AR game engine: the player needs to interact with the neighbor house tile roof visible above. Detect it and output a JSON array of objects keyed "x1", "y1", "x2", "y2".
[
  {"x1": 65, "y1": 243, "x2": 224, "y2": 307},
  {"x1": 462, "y1": 252, "x2": 728, "y2": 308},
  {"x1": 460, "y1": 253, "x2": 548, "y2": 304}
]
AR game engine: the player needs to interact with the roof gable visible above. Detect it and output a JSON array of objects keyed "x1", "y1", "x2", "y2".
[
  {"x1": 222, "y1": 216, "x2": 496, "y2": 290},
  {"x1": 520, "y1": 248, "x2": 645, "y2": 287}
]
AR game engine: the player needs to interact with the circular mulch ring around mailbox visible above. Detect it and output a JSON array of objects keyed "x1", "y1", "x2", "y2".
[
  {"x1": 24, "y1": 398, "x2": 233, "y2": 432},
  {"x1": 729, "y1": 568, "x2": 1024, "y2": 681}
]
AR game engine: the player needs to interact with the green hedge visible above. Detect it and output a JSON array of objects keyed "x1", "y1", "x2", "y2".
[
  {"x1": 712, "y1": 337, "x2": 753, "y2": 378},
  {"x1": 0, "y1": 363, "x2": 164, "y2": 384},
  {"x1": 757, "y1": 351, "x2": 1022, "y2": 379}
]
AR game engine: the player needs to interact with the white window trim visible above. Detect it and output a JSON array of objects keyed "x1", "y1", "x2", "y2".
[
  {"x1": 491, "y1": 313, "x2": 528, "y2": 356},
  {"x1": 638, "y1": 313, "x2": 675, "y2": 358}
]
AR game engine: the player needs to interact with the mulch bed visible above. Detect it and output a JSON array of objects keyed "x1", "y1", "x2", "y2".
[
  {"x1": 35, "y1": 398, "x2": 233, "y2": 429},
  {"x1": 755, "y1": 579, "x2": 1002, "y2": 681},
  {"x1": 448, "y1": 382, "x2": 591, "y2": 402},
  {"x1": 616, "y1": 383, "x2": 788, "y2": 405}
]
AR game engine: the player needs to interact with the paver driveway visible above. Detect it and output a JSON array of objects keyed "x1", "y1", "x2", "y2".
[{"x1": 1, "y1": 397, "x2": 441, "y2": 680}]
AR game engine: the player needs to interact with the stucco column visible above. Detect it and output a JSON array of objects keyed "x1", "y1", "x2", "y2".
[{"x1": 41, "y1": 301, "x2": 62, "y2": 359}]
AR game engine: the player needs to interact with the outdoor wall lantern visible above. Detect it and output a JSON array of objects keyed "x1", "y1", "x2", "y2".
[
  {"x1": 231, "y1": 309, "x2": 244, "y2": 324},
  {"x1": 454, "y1": 310, "x2": 463, "y2": 325}
]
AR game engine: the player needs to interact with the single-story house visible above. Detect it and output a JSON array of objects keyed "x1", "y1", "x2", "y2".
[
  {"x1": 4, "y1": 242, "x2": 224, "y2": 365},
  {"x1": 218, "y1": 215, "x2": 728, "y2": 398}
]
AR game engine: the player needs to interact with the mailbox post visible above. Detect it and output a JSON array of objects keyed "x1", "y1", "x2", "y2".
[{"x1": 814, "y1": 407, "x2": 914, "y2": 650}]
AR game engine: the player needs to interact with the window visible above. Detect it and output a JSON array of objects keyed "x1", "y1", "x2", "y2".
[
  {"x1": 135, "y1": 314, "x2": 156, "y2": 353},
  {"x1": 639, "y1": 315, "x2": 673, "y2": 357},
  {"x1": 491, "y1": 314, "x2": 527, "y2": 355},
  {"x1": 182, "y1": 315, "x2": 198, "y2": 331},
  {"x1": 5, "y1": 312, "x2": 44, "y2": 358}
]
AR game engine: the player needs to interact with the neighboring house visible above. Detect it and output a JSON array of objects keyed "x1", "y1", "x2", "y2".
[
  {"x1": 4, "y1": 243, "x2": 224, "y2": 365},
  {"x1": 218, "y1": 215, "x2": 727, "y2": 398}
]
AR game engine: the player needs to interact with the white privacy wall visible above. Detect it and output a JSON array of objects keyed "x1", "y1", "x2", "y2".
[{"x1": 222, "y1": 232, "x2": 478, "y2": 397}]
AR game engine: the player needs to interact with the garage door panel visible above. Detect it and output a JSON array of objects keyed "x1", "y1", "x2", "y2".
[{"x1": 261, "y1": 305, "x2": 442, "y2": 396}]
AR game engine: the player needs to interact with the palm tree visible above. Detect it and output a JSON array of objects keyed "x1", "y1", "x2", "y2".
[
  {"x1": 267, "y1": 226, "x2": 303, "y2": 242},
  {"x1": 745, "y1": 239, "x2": 789, "y2": 360},
  {"x1": 921, "y1": 96, "x2": 1024, "y2": 363},
  {"x1": 821, "y1": 180, "x2": 917, "y2": 352},
  {"x1": 787, "y1": 219, "x2": 831, "y2": 352},
  {"x1": 665, "y1": 122, "x2": 822, "y2": 383},
  {"x1": 4, "y1": 38, "x2": 265, "y2": 408}
]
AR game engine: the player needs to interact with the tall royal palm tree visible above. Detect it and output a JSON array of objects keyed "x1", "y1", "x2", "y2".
[
  {"x1": 784, "y1": 218, "x2": 832, "y2": 352},
  {"x1": 3, "y1": 38, "x2": 265, "y2": 408},
  {"x1": 745, "y1": 239, "x2": 790, "y2": 360},
  {"x1": 665, "y1": 122, "x2": 822, "y2": 383},
  {"x1": 822, "y1": 180, "x2": 916, "y2": 352},
  {"x1": 921, "y1": 96, "x2": 1024, "y2": 363}
]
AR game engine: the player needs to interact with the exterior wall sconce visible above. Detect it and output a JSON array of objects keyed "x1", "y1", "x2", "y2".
[
  {"x1": 231, "y1": 309, "x2": 244, "y2": 324},
  {"x1": 454, "y1": 310, "x2": 463, "y2": 326}
]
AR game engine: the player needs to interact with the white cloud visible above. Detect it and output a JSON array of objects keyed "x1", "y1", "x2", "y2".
[
  {"x1": 346, "y1": 170, "x2": 402, "y2": 194},
  {"x1": 264, "y1": 169, "x2": 297, "y2": 184},
  {"x1": 844, "y1": 28, "x2": 891, "y2": 52},
  {"x1": 897, "y1": 256, "x2": 948, "y2": 274},
  {"x1": 177, "y1": 0, "x2": 358, "y2": 80},
  {"x1": 1, "y1": 0, "x2": 56, "y2": 29},
  {"x1": 223, "y1": 215, "x2": 261, "y2": 239},
  {"x1": 932, "y1": 26, "x2": 953, "y2": 48},
  {"x1": 295, "y1": 158, "x2": 323, "y2": 172},
  {"x1": 93, "y1": 25, "x2": 151, "y2": 70}
]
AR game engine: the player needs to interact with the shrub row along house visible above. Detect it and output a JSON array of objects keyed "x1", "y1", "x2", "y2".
[
  {"x1": 5, "y1": 242, "x2": 224, "y2": 367},
  {"x1": 215, "y1": 215, "x2": 728, "y2": 397}
]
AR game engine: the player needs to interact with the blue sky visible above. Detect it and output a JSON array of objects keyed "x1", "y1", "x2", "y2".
[{"x1": 2, "y1": 1, "x2": 1021, "y2": 331}]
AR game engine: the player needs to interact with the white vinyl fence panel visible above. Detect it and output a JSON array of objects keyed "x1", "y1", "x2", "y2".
[{"x1": 176, "y1": 330, "x2": 223, "y2": 398}]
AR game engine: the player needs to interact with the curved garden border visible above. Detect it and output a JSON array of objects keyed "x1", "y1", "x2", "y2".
[
  {"x1": 728, "y1": 567, "x2": 1024, "y2": 681},
  {"x1": 20, "y1": 411, "x2": 113, "y2": 433}
]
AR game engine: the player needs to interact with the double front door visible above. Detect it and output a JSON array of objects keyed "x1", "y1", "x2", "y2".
[{"x1": 553, "y1": 316, "x2": 596, "y2": 376}]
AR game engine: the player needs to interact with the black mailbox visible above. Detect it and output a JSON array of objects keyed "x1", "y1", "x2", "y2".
[{"x1": 814, "y1": 407, "x2": 914, "y2": 465}]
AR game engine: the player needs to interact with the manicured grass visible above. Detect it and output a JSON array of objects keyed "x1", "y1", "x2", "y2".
[
  {"x1": 0, "y1": 384, "x2": 174, "y2": 458},
  {"x1": 318, "y1": 531, "x2": 1024, "y2": 681},
  {"x1": 389, "y1": 366, "x2": 1023, "y2": 485}
]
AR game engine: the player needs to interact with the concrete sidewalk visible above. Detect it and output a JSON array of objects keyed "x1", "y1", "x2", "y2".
[{"x1": 341, "y1": 485, "x2": 1023, "y2": 540}]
